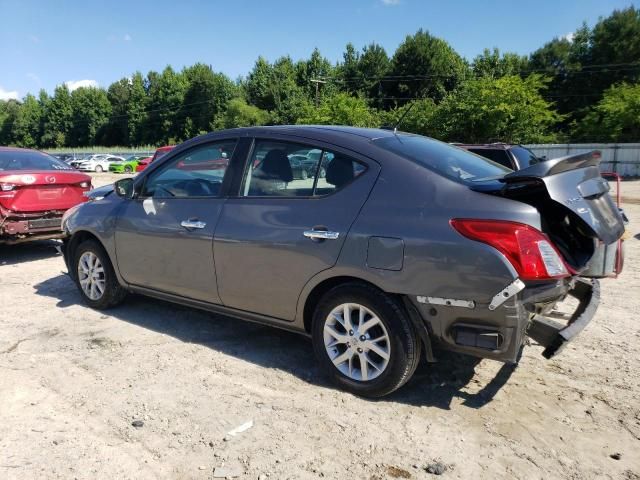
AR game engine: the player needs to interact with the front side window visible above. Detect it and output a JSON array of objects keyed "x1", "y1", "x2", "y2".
[
  {"x1": 142, "y1": 140, "x2": 237, "y2": 198},
  {"x1": 241, "y1": 140, "x2": 365, "y2": 197}
]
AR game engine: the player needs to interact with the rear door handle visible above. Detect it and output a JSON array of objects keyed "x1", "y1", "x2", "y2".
[
  {"x1": 181, "y1": 219, "x2": 206, "y2": 230},
  {"x1": 303, "y1": 229, "x2": 340, "y2": 240}
]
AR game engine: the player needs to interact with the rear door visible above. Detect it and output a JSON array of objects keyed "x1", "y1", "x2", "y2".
[
  {"x1": 214, "y1": 137, "x2": 380, "y2": 320},
  {"x1": 114, "y1": 138, "x2": 238, "y2": 303}
]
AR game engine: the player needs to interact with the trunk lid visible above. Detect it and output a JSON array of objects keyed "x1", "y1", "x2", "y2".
[
  {"x1": 0, "y1": 170, "x2": 91, "y2": 212},
  {"x1": 501, "y1": 151, "x2": 624, "y2": 244},
  {"x1": 471, "y1": 151, "x2": 625, "y2": 273}
]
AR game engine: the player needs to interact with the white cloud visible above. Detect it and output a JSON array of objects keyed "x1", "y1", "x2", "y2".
[
  {"x1": 563, "y1": 32, "x2": 575, "y2": 42},
  {"x1": 65, "y1": 79, "x2": 99, "y2": 91},
  {"x1": 0, "y1": 86, "x2": 19, "y2": 101},
  {"x1": 381, "y1": 0, "x2": 401, "y2": 5},
  {"x1": 124, "y1": 33, "x2": 132, "y2": 41}
]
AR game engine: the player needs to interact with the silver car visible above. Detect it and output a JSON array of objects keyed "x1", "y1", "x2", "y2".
[{"x1": 61, "y1": 126, "x2": 625, "y2": 397}]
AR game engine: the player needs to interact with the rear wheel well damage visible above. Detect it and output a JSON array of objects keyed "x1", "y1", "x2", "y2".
[{"x1": 302, "y1": 276, "x2": 435, "y2": 362}]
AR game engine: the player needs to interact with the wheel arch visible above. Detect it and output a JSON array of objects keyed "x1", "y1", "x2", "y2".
[{"x1": 66, "y1": 230, "x2": 112, "y2": 279}]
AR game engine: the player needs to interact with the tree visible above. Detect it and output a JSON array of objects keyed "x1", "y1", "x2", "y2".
[
  {"x1": 11, "y1": 94, "x2": 42, "y2": 147},
  {"x1": 181, "y1": 63, "x2": 237, "y2": 137},
  {"x1": 40, "y1": 84, "x2": 73, "y2": 147},
  {"x1": 296, "y1": 48, "x2": 335, "y2": 100},
  {"x1": 104, "y1": 78, "x2": 131, "y2": 145},
  {"x1": 472, "y1": 48, "x2": 529, "y2": 78},
  {"x1": 297, "y1": 92, "x2": 377, "y2": 127},
  {"x1": 68, "y1": 87, "x2": 112, "y2": 146},
  {"x1": 358, "y1": 43, "x2": 391, "y2": 107},
  {"x1": 145, "y1": 66, "x2": 188, "y2": 144},
  {"x1": 433, "y1": 75, "x2": 562, "y2": 143},
  {"x1": 388, "y1": 29, "x2": 467, "y2": 104},
  {"x1": 0, "y1": 100, "x2": 20, "y2": 146},
  {"x1": 573, "y1": 82, "x2": 640, "y2": 142},
  {"x1": 214, "y1": 97, "x2": 271, "y2": 129},
  {"x1": 127, "y1": 72, "x2": 148, "y2": 146},
  {"x1": 381, "y1": 99, "x2": 437, "y2": 136}
]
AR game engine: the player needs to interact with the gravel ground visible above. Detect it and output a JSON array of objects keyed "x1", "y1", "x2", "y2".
[{"x1": 1, "y1": 174, "x2": 639, "y2": 480}]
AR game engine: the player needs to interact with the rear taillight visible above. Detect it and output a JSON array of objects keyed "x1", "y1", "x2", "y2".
[
  {"x1": 0, "y1": 183, "x2": 16, "y2": 192},
  {"x1": 78, "y1": 181, "x2": 91, "y2": 189},
  {"x1": 450, "y1": 219, "x2": 570, "y2": 280}
]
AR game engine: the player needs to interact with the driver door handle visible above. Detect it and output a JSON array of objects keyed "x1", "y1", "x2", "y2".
[
  {"x1": 181, "y1": 219, "x2": 206, "y2": 230},
  {"x1": 303, "y1": 229, "x2": 340, "y2": 240}
]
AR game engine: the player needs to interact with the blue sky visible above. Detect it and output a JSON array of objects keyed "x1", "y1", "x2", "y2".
[{"x1": 0, "y1": 0, "x2": 636, "y2": 100}]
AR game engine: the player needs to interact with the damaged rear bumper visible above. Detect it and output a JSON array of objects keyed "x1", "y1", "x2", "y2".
[{"x1": 526, "y1": 277, "x2": 600, "y2": 359}]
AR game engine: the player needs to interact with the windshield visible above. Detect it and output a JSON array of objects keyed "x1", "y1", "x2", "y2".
[
  {"x1": 373, "y1": 135, "x2": 512, "y2": 184},
  {"x1": 510, "y1": 146, "x2": 541, "y2": 169},
  {"x1": 0, "y1": 150, "x2": 72, "y2": 171}
]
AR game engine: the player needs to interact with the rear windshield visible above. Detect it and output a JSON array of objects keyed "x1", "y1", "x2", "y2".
[
  {"x1": 0, "y1": 150, "x2": 72, "y2": 171},
  {"x1": 373, "y1": 135, "x2": 511, "y2": 184},
  {"x1": 510, "y1": 146, "x2": 541, "y2": 169}
]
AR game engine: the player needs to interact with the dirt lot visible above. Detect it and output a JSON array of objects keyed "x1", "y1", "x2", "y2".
[{"x1": 1, "y1": 173, "x2": 639, "y2": 480}]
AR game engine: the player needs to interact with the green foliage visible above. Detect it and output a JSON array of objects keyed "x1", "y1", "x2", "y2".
[
  {"x1": 11, "y1": 94, "x2": 42, "y2": 147},
  {"x1": 433, "y1": 75, "x2": 562, "y2": 143},
  {"x1": 297, "y1": 93, "x2": 378, "y2": 127},
  {"x1": 573, "y1": 83, "x2": 640, "y2": 141},
  {"x1": 41, "y1": 84, "x2": 73, "y2": 147},
  {"x1": 389, "y1": 29, "x2": 467, "y2": 103},
  {"x1": 472, "y1": 48, "x2": 529, "y2": 78},
  {"x1": 214, "y1": 98, "x2": 271, "y2": 129},
  {"x1": 68, "y1": 87, "x2": 112, "y2": 146}
]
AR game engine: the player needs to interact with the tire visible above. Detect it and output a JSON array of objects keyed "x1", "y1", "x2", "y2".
[
  {"x1": 311, "y1": 282, "x2": 421, "y2": 398},
  {"x1": 73, "y1": 240, "x2": 127, "y2": 309},
  {"x1": 95, "y1": 165, "x2": 103, "y2": 173},
  {"x1": 301, "y1": 169, "x2": 308, "y2": 180},
  {"x1": 319, "y1": 167, "x2": 326, "y2": 179},
  {"x1": 124, "y1": 165, "x2": 133, "y2": 173}
]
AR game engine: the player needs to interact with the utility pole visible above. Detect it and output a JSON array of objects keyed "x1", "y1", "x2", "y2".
[{"x1": 310, "y1": 79, "x2": 327, "y2": 107}]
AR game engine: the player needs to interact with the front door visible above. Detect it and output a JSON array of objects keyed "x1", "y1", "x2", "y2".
[
  {"x1": 115, "y1": 139, "x2": 238, "y2": 303},
  {"x1": 214, "y1": 138, "x2": 379, "y2": 320}
]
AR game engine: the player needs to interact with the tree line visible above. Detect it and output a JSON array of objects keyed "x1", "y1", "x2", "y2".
[{"x1": 1, "y1": 6, "x2": 639, "y2": 149}]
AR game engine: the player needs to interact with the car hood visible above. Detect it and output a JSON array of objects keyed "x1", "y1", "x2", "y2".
[{"x1": 85, "y1": 184, "x2": 114, "y2": 200}]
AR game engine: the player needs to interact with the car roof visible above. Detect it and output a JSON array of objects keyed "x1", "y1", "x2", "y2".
[
  {"x1": 454, "y1": 143, "x2": 513, "y2": 150},
  {"x1": 0, "y1": 146, "x2": 40, "y2": 153}
]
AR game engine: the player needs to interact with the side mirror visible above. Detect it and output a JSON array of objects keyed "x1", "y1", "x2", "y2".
[{"x1": 114, "y1": 178, "x2": 135, "y2": 199}]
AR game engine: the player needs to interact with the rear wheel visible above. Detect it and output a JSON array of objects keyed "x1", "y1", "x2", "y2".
[
  {"x1": 124, "y1": 165, "x2": 133, "y2": 173},
  {"x1": 312, "y1": 283, "x2": 421, "y2": 397},
  {"x1": 95, "y1": 165, "x2": 103, "y2": 173},
  {"x1": 301, "y1": 169, "x2": 308, "y2": 180},
  {"x1": 73, "y1": 240, "x2": 127, "y2": 309}
]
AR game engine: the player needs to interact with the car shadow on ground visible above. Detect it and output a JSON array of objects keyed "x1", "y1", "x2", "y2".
[
  {"x1": 0, "y1": 240, "x2": 62, "y2": 266},
  {"x1": 34, "y1": 272, "x2": 515, "y2": 410}
]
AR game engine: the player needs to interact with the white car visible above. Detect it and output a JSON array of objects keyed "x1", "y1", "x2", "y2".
[{"x1": 71, "y1": 154, "x2": 125, "y2": 172}]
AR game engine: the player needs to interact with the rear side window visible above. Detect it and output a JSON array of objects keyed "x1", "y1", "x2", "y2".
[
  {"x1": 241, "y1": 140, "x2": 366, "y2": 197},
  {"x1": 373, "y1": 135, "x2": 511, "y2": 184},
  {"x1": 467, "y1": 149, "x2": 513, "y2": 169},
  {"x1": 510, "y1": 146, "x2": 541, "y2": 169}
]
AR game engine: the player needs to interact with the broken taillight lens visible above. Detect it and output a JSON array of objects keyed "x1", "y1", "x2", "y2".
[{"x1": 450, "y1": 219, "x2": 570, "y2": 280}]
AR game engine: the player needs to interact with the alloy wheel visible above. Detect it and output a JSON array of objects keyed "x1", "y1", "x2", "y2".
[
  {"x1": 77, "y1": 251, "x2": 106, "y2": 300},
  {"x1": 323, "y1": 303, "x2": 391, "y2": 381}
]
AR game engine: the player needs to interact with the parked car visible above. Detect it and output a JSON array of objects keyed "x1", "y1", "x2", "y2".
[
  {"x1": 135, "y1": 146, "x2": 174, "y2": 172},
  {"x1": 109, "y1": 155, "x2": 149, "y2": 174},
  {"x1": 61, "y1": 126, "x2": 625, "y2": 397},
  {"x1": 455, "y1": 143, "x2": 544, "y2": 170},
  {"x1": 53, "y1": 153, "x2": 81, "y2": 164},
  {"x1": 0, "y1": 147, "x2": 91, "y2": 244},
  {"x1": 70, "y1": 154, "x2": 124, "y2": 172}
]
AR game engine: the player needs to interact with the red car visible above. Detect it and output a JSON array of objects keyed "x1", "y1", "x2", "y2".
[
  {"x1": 135, "y1": 145, "x2": 175, "y2": 172},
  {"x1": 0, "y1": 147, "x2": 91, "y2": 244}
]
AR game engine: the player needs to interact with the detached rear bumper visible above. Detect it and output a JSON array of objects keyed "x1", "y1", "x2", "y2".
[{"x1": 526, "y1": 278, "x2": 599, "y2": 358}]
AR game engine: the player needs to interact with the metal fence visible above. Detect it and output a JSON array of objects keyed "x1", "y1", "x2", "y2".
[{"x1": 526, "y1": 143, "x2": 640, "y2": 177}]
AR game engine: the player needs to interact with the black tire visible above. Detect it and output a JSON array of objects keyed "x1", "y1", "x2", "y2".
[
  {"x1": 319, "y1": 167, "x2": 326, "y2": 178},
  {"x1": 311, "y1": 282, "x2": 421, "y2": 398},
  {"x1": 95, "y1": 165, "x2": 103, "y2": 173},
  {"x1": 72, "y1": 240, "x2": 127, "y2": 309},
  {"x1": 124, "y1": 165, "x2": 133, "y2": 173}
]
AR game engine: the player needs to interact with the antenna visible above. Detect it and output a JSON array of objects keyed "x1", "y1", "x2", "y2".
[{"x1": 380, "y1": 101, "x2": 415, "y2": 133}]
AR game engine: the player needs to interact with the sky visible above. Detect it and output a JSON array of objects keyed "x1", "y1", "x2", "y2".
[{"x1": 0, "y1": 0, "x2": 636, "y2": 100}]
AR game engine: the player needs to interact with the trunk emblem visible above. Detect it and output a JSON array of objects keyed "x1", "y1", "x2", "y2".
[
  {"x1": 46, "y1": 176, "x2": 56, "y2": 183},
  {"x1": 21, "y1": 174, "x2": 36, "y2": 184}
]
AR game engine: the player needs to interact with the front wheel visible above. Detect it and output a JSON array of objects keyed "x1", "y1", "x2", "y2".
[
  {"x1": 95, "y1": 165, "x2": 103, "y2": 173},
  {"x1": 312, "y1": 283, "x2": 421, "y2": 397},
  {"x1": 73, "y1": 240, "x2": 127, "y2": 309},
  {"x1": 124, "y1": 165, "x2": 133, "y2": 173}
]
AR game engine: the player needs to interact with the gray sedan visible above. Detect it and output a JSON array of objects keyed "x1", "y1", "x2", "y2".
[{"x1": 61, "y1": 126, "x2": 625, "y2": 397}]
